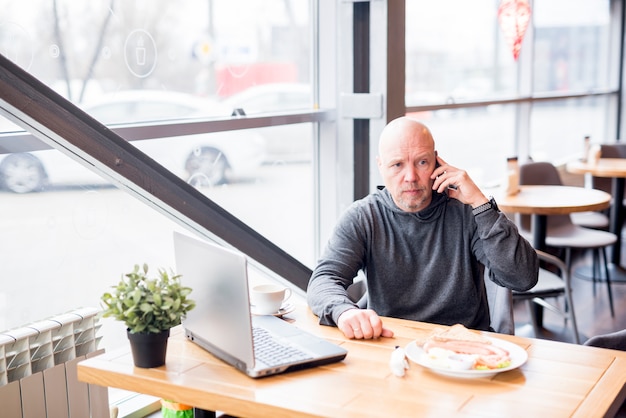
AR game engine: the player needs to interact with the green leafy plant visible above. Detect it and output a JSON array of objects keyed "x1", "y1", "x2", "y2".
[{"x1": 100, "y1": 263, "x2": 195, "y2": 334}]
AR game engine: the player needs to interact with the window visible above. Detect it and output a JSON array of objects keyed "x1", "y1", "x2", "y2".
[
  {"x1": 0, "y1": 0, "x2": 316, "y2": 349},
  {"x1": 405, "y1": 0, "x2": 617, "y2": 185},
  {"x1": 0, "y1": 0, "x2": 622, "y2": 355}
]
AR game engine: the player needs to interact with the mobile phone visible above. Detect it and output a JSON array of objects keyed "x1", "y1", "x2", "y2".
[{"x1": 435, "y1": 159, "x2": 457, "y2": 190}]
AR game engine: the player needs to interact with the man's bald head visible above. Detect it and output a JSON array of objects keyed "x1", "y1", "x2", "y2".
[
  {"x1": 376, "y1": 117, "x2": 437, "y2": 212},
  {"x1": 378, "y1": 117, "x2": 435, "y2": 159}
]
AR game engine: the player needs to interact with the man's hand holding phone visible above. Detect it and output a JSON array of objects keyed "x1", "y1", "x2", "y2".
[{"x1": 431, "y1": 155, "x2": 488, "y2": 208}]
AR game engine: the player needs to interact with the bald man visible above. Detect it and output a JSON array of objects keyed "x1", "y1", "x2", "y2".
[{"x1": 307, "y1": 117, "x2": 538, "y2": 339}]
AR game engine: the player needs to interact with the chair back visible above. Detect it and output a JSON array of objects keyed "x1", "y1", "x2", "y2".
[
  {"x1": 512, "y1": 249, "x2": 580, "y2": 343},
  {"x1": 484, "y1": 267, "x2": 514, "y2": 335},
  {"x1": 592, "y1": 143, "x2": 626, "y2": 195},
  {"x1": 518, "y1": 161, "x2": 573, "y2": 231},
  {"x1": 584, "y1": 329, "x2": 626, "y2": 351}
]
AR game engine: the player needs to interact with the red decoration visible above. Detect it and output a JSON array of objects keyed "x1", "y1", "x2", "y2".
[{"x1": 498, "y1": 0, "x2": 531, "y2": 61}]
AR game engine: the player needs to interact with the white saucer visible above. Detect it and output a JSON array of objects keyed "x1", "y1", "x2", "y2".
[{"x1": 251, "y1": 303, "x2": 295, "y2": 317}]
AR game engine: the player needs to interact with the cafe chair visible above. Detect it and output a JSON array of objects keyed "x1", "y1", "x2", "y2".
[
  {"x1": 513, "y1": 249, "x2": 580, "y2": 344},
  {"x1": 347, "y1": 277, "x2": 368, "y2": 308},
  {"x1": 570, "y1": 210, "x2": 609, "y2": 230},
  {"x1": 483, "y1": 268, "x2": 515, "y2": 335},
  {"x1": 584, "y1": 329, "x2": 626, "y2": 416},
  {"x1": 584, "y1": 328, "x2": 626, "y2": 351},
  {"x1": 590, "y1": 143, "x2": 626, "y2": 223},
  {"x1": 518, "y1": 161, "x2": 616, "y2": 317},
  {"x1": 570, "y1": 143, "x2": 624, "y2": 231},
  {"x1": 592, "y1": 143, "x2": 626, "y2": 197}
]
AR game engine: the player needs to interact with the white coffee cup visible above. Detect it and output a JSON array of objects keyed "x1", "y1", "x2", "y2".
[{"x1": 250, "y1": 284, "x2": 292, "y2": 315}]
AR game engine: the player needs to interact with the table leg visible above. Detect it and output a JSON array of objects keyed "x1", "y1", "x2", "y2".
[
  {"x1": 531, "y1": 215, "x2": 547, "y2": 251},
  {"x1": 610, "y1": 177, "x2": 624, "y2": 263},
  {"x1": 586, "y1": 176, "x2": 626, "y2": 282},
  {"x1": 531, "y1": 214, "x2": 547, "y2": 327}
]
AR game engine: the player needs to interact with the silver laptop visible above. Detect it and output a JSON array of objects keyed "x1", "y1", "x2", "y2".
[{"x1": 173, "y1": 231, "x2": 347, "y2": 378}]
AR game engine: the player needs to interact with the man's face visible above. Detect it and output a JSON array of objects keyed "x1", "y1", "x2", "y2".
[{"x1": 377, "y1": 132, "x2": 437, "y2": 213}]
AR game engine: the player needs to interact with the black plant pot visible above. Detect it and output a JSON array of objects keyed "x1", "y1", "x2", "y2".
[{"x1": 127, "y1": 328, "x2": 170, "y2": 368}]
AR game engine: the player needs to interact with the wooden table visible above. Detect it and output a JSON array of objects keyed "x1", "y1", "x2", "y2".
[
  {"x1": 567, "y1": 158, "x2": 626, "y2": 281},
  {"x1": 77, "y1": 305, "x2": 626, "y2": 417},
  {"x1": 495, "y1": 185, "x2": 611, "y2": 250}
]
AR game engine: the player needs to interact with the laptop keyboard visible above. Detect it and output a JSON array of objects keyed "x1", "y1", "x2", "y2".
[{"x1": 252, "y1": 327, "x2": 313, "y2": 367}]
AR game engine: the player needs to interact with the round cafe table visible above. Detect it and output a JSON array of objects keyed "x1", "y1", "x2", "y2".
[
  {"x1": 495, "y1": 185, "x2": 611, "y2": 251},
  {"x1": 567, "y1": 158, "x2": 626, "y2": 281},
  {"x1": 495, "y1": 185, "x2": 611, "y2": 329}
]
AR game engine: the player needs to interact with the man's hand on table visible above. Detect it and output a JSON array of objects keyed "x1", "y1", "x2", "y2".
[{"x1": 337, "y1": 308, "x2": 395, "y2": 339}]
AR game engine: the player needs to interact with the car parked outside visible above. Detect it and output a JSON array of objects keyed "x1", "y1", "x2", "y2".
[
  {"x1": 0, "y1": 90, "x2": 267, "y2": 193},
  {"x1": 0, "y1": 149, "x2": 107, "y2": 193},
  {"x1": 221, "y1": 83, "x2": 313, "y2": 163}
]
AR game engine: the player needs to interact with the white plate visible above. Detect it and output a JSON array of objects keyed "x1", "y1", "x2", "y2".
[
  {"x1": 251, "y1": 303, "x2": 295, "y2": 317},
  {"x1": 404, "y1": 336, "x2": 528, "y2": 378}
]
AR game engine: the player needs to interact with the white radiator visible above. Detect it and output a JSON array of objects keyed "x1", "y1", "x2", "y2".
[{"x1": 0, "y1": 307, "x2": 108, "y2": 418}]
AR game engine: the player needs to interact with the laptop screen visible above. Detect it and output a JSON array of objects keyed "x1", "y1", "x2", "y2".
[{"x1": 173, "y1": 232, "x2": 255, "y2": 368}]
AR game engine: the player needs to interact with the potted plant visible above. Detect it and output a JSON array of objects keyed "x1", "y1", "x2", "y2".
[{"x1": 100, "y1": 263, "x2": 195, "y2": 368}]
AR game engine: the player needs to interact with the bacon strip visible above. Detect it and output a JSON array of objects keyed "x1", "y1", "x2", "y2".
[{"x1": 424, "y1": 340, "x2": 510, "y2": 369}]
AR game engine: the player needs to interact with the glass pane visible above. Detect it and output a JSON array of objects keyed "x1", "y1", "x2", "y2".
[
  {"x1": 406, "y1": 0, "x2": 613, "y2": 104},
  {"x1": 533, "y1": 0, "x2": 612, "y2": 93},
  {"x1": 0, "y1": 0, "x2": 311, "y2": 104},
  {"x1": 406, "y1": 0, "x2": 517, "y2": 106},
  {"x1": 529, "y1": 96, "x2": 614, "y2": 163},
  {"x1": 405, "y1": 0, "x2": 617, "y2": 187},
  {"x1": 203, "y1": 136, "x2": 314, "y2": 263},
  {"x1": 0, "y1": 175, "x2": 183, "y2": 349},
  {"x1": 408, "y1": 106, "x2": 516, "y2": 187},
  {"x1": 0, "y1": 0, "x2": 314, "y2": 350}
]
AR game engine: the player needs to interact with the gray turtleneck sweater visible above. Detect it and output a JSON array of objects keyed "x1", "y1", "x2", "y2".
[{"x1": 307, "y1": 189, "x2": 538, "y2": 331}]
